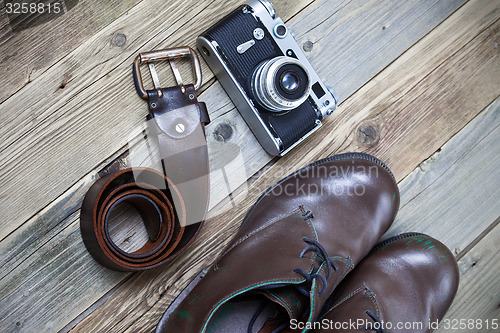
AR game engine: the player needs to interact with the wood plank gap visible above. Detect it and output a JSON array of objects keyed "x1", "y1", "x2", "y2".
[
  {"x1": 4, "y1": 0, "x2": 150, "y2": 76},
  {"x1": 0, "y1": 0, "x2": 148, "y2": 103},
  {"x1": 0, "y1": 140, "x2": 130, "y2": 244},
  {"x1": 58, "y1": 274, "x2": 135, "y2": 333},
  {"x1": 0, "y1": 4, "x2": 482, "y2": 328},
  {"x1": 284, "y1": 0, "x2": 321, "y2": 23},
  {"x1": 435, "y1": 223, "x2": 500, "y2": 331},
  {"x1": 456, "y1": 216, "x2": 500, "y2": 261},
  {"x1": 329, "y1": 0, "x2": 469, "y2": 104},
  {"x1": 383, "y1": 96, "x2": 500, "y2": 249},
  {"x1": 69, "y1": 1, "x2": 499, "y2": 330},
  {"x1": 397, "y1": 97, "x2": 500, "y2": 213}
]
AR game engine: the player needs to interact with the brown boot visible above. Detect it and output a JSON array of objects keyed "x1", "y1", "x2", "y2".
[
  {"x1": 314, "y1": 233, "x2": 459, "y2": 333},
  {"x1": 157, "y1": 153, "x2": 400, "y2": 333}
]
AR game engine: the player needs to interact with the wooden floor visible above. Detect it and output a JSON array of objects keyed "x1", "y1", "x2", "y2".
[{"x1": 0, "y1": 0, "x2": 499, "y2": 332}]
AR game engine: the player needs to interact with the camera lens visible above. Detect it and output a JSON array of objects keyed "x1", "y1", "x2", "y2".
[
  {"x1": 252, "y1": 56, "x2": 311, "y2": 112},
  {"x1": 281, "y1": 73, "x2": 299, "y2": 92}
]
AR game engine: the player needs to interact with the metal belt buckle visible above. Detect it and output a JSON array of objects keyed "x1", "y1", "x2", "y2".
[{"x1": 132, "y1": 47, "x2": 202, "y2": 98}]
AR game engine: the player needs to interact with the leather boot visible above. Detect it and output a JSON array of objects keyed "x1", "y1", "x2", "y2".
[
  {"x1": 157, "y1": 153, "x2": 400, "y2": 333},
  {"x1": 314, "y1": 233, "x2": 459, "y2": 333}
]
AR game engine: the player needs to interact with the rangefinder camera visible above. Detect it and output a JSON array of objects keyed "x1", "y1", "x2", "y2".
[{"x1": 197, "y1": 0, "x2": 337, "y2": 156}]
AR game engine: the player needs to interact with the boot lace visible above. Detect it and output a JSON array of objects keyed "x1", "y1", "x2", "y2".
[
  {"x1": 293, "y1": 237, "x2": 339, "y2": 296},
  {"x1": 362, "y1": 310, "x2": 385, "y2": 333},
  {"x1": 248, "y1": 237, "x2": 339, "y2": 333}
]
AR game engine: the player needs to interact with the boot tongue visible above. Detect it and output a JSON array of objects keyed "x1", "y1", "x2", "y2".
[
  {"x1": 253, "y1": 252, "x2": 348, "y2": 322},
  {"x1": 255, "y1": 287, "x2": 309, "y2": 320}
]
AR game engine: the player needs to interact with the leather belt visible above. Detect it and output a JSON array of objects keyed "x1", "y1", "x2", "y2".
[{"x1": 80, "y1": 47, "x2": 210, "y2": 271}]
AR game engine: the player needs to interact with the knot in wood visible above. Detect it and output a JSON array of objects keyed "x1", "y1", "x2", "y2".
[
  {"x1": 213, "y1": 123, "x2": 233, "y2": 142},
  {"x1": 358, "y1": 124, "x2": 378, "y2": 145},
  {"x1": 114, "y1": 33, "x2": 127, "y2": 47}
]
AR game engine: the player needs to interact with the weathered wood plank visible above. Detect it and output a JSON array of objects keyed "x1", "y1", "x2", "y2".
[
  {"x1": 0, "y1": 0, "x2": 494, "y2": 331},
  {"x1": 0, "y1": 0, "x2": 144, "y2": 104},
  {"x1": 0, "y1": 0, "x2": 313, "y2": 331},
  {"x1": 296, "y1": 0, "x2": 467, "y2": 103},
  {"x1": 0, "y1": 213, "x2": 128, "y2": 332},
  {"x1": 384, "y1": 98, "x2": 500, "y2": 251},
  {"x1": 69, "y1": 1, "x2": 500, "y2": 331},
  {"x1": 436, "y1": 221, "x2": 500, "y2": 332},
  {"x1": 0, "y1": 0, "x2": 465, "y2": 240},
  {"x1": 0, "y1": 0, "x2": 248, "y2": 240}
]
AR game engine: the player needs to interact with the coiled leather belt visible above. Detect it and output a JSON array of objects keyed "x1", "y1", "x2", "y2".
[{"x1": 80, "y1": 48, "x2": 210, "y2": 271}]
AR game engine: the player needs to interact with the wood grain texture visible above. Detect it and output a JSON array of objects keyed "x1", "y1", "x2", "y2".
[
  {"x1": 0, "y1": 0, "x2": 317, "y2": 241},
  {"x1": 384, "y1": 98, "x2": 500, "y2": 252},
  {"x1": 436, "y1": 221, "x2": 500, "y2": 333},
  {"x1": 295, "y1": 0, "x2": 467, "y2": 102},
  {"x1": 71, "y1": 90, "x2": 500, "y2": 333},
  {"x1": 0, "y1": 0, "x2": 465, "y2": 242},
  {"x1": 0, "y1": 0, "x2": 311, "y2": 331},
  {"x1": 195, "y1": 0, "x2": 499, "y2": 228},
  {"x1": 0, "y1": 0, "x2": 143, "y2": 103},
  {"x1": 0, "y1": 173, "x2": 130, "y2": 332},
  {"x1": 69, "y1": 1, "x2": 500, "y2": 331},
  {"x1": 0, "y1": 0, "x2": 496, "y2": 331},
  {"x1": 0, "y1": 213, "x2": 129, "y2": 333}
]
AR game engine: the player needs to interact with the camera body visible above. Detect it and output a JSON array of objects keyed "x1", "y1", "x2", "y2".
[{"x1": 197, "y1": 0, "x2": 337, "y2": 156}]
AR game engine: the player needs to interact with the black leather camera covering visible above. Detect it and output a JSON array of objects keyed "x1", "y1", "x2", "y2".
[{"x1": 205, "y1": 7, "x2": 281, "y2": 80}]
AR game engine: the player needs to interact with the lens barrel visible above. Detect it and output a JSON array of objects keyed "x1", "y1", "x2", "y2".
[{"x1": 252, "y1": 56, "x2": 311, "y2": 112}]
